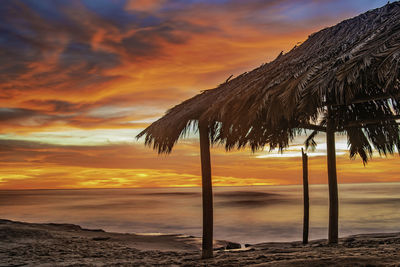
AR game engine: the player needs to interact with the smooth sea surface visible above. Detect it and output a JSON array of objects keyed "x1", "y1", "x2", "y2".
[{"x1": 1, "y1": 183, "x2": 400, "y2": 244}]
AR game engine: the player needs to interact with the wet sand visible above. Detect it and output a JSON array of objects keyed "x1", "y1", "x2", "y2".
[{"x1": 1, "y1": 219, "x2": 400, "y2": 266}]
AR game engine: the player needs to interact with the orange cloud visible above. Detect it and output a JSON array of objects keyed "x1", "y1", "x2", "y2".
[{"x1": 125, "y1": 0, "x2": 166, "y2": 12}]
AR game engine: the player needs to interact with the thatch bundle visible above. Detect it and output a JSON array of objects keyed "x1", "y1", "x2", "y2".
[
  {"x1": 138, "y1": 2, "x2": 400, "y2": 159},
  {"x1": 136, "y1": 85, "x2": 229, "y2": 153}
]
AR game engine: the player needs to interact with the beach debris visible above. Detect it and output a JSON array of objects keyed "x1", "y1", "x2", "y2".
[{"x1": 225, "y1": 242, "x2": 241, "y2": 250}]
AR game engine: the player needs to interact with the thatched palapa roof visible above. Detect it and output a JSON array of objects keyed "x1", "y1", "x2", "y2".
[{"x1": 138, "y1": 2, "x2": 400, "y2": 159}]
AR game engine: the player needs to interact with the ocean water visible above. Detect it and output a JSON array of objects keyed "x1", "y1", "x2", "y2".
[{"x1": 1, "y1": 183, "x2": 400, "y2": 244}]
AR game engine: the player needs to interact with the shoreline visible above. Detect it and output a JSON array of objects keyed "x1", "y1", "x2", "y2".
[{"x1": 1, "y1": 219, "x2": 400, "y2": 266}]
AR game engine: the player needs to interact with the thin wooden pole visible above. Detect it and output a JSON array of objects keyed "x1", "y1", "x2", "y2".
[
  {"x1": 302, "y1": 148, "x2": 309, "y2": 245},
  {"x1": 326, "y1": 106, "x2": 339, "y2": 244},
  {"x1": 199, "y1": 123, "x2": 213, "y2": 259}
]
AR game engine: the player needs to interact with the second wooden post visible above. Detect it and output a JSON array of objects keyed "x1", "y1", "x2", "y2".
[
  {"x1": 199, "y1": 122, "x2": 213, "y2": 258},
  {"x1": 302, "y1": 148, "x2": 309, "y2": 244}
]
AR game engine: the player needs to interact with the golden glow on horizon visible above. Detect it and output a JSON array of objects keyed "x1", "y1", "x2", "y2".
[
  {"x1": 0, "y1": 164, "x2": 278, "y2": 189},
  {"x1": 1, "y1": 139, "x2": 400, "y2": 189}
]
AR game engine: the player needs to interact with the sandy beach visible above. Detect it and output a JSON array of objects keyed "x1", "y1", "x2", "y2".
[{"x1": 1, "y1": 219, "x2": 400, "y2": 266}]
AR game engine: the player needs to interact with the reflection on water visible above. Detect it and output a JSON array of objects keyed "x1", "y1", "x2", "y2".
[{"x1": 1, "y1": 183, "x2": 400, "y2": 244}]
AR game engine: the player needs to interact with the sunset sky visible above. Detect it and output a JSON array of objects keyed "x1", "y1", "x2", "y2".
[{"x1": 1, "y1": 0, "x2": 399, "y2": 189}]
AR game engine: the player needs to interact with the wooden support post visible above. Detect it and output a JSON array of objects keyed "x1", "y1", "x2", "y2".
[
  {"x1": 326, "y1": 106, "x2": 339, "y2": 244},
  {"x1": 199, "y1": 123, "x2": 213, "y2": 259},
  {"x1": 302, "y1": 148, "x2": 309, "y2": 245}
]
